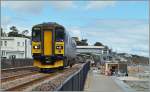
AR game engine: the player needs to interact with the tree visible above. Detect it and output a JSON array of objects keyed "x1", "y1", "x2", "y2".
[
  {"x1": 6, "y1": 26, "x2": 31, "y2": 38},
  {"x1": 104, "y1": 45, "x2": 109, "y2": 49},
  {"x1": 8, "y1": 26, "x2": 19, "y2": 37},
  {"x1": 72, "y1": 37, "x2": 79, "y2": 42},
  {"x1": 22, "y1": 30, "x2": 31, "y2": 39},
  {"x1": 10, "y1": 26, "x2": 18, "y2": 33},
  {"x1": 21, "y1": 30, "x2": 29, "y2": 38},
  {"x1": 79, "y1": 39, "x2": 88, "y2": 46},
  {"x1": 8, "y1": 31, "x2": 19, "y2": 37},
  {"x1": 76, "y1": 39, "x2": 88, "y2": 46},
  {"x1": 22, "y1": 30, "x2": 29, "y2": 36},
  {"x1": 76, "y1": 41, "x2": 82, "y2": 46},
  {"x1": 81, "y1": 39, "x2": 88, "y2": 46},
  {"x1": 94, "y1": 42, "x2": 103, "y2": 46}
]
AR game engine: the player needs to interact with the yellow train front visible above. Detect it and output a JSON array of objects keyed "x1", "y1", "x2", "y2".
[{"x1": 31, "y1": 22, "x2": 76, "y2": 70}]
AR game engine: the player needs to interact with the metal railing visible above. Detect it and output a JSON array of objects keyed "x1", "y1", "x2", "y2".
[{"x1": 56, "y1": 62, "x2": 90, "y2": 91}]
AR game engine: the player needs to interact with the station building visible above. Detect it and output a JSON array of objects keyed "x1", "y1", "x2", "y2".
[
  {"x1": 104, "y1": 59, "x2": 128, "y2": 76},
  {"x1": 76, "y1": 46, "x2": 112, "y2": 63},
  {"x1": 1, "y1": 37, "x2": 32, "y2": 59}
]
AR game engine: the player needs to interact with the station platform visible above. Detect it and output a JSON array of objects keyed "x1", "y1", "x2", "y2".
[{"x1": 84, "y1": 68, "x2": 125, "y2": 92}]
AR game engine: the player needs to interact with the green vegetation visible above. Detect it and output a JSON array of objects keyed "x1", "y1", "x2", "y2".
[
  {"x1": 94, "y1": 42, "x2": 103, "y2": 46},
  {"x1": 1, "y1": 26, "x2": 31, "y2": 39},
  {"x1": 76, "y1": 39, "x2": 88, "y2": 46}
]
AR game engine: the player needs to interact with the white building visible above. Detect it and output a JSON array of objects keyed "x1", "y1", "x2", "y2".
[{"x1": 1, "y1": 37, "x2": 32, "y2": 59}]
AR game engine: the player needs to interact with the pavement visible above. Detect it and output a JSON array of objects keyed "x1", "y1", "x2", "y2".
[
  {"x1": 84, "y1": 68, "x2": 126, "y2": 92},
  {"x1": 117, "y1": 76, "x2": 147, "y2": 81}
]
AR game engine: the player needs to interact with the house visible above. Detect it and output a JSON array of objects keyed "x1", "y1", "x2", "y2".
[{"x1": 1, "y1": 37, "x2": 32, "y2": 59}]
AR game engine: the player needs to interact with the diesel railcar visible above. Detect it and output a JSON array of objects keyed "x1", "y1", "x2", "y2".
[{"x1": 31, "y1": 22, "x2": 76, "y2": 70}]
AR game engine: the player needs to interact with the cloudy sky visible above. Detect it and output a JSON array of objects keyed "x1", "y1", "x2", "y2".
[{"x1": 1, "y1": 1, "x2": 149, "y2": 57}]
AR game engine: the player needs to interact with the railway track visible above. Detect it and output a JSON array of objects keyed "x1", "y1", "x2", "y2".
[
  {"x1": 2, "y1": 73, "x2": 55, "y2": 91},
  {"x1": 1, "y1": 66, "x2": 36, "y2": 72},
  {"x1": 1, "y1": 67, "x2": 65, "y2": 91},
  {"x1": 1, "y1": 72, "x2": 39, "y2": 83},
  {"x1": 1, "y1": 66, "x2": 38, "y2": 78},
  {"x1": 1, "y1": 64, "x2": 82, "y2": 91}
]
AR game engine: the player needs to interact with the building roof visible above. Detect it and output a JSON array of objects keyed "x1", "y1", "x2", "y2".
[
  {"x1": 105, "y1": 60, "x2": 127, "y2": 64},
  {"x1": 1, "y1": 37, "x2": 30, "y2": 40},
  {"x1": 77, "y1": 46, "x2": 105, "y2": 49}
]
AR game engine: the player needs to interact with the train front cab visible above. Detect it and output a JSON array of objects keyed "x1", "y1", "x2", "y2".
[{"x1": 32, "y1": 27, "x2": 65, "y2": 69}]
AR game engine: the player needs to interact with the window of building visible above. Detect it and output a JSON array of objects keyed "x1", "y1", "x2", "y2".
[
  {"x1": 17, "y1": 42, "x2": 20, "y2": 46},
  {"x1": 4, "y1": 41, "x2": 7, "y2": 46},
  {"x1": 9, "y1": 55, "x2": 16, "y2": 59},
  {"x1": 3, "y1": 51, "x2": 5, "y2": 56},
  {"x1": 0, "y1": 41, "x2": 2, "y2": 46},
  {"x1": 1, "y1": 50, "x2": 3, "y2": 56},
  {"x1": 2, "y1": 50, "x2": 5, "y2": 56},
  {"x1": 103, "y1": 57, "x2": 106, "y2": 60},
  {"x1": 29, "y1": 40, "x2": 31, "y2": 45},
  {"x1": 22, "y1": 42, "x2": 24, "y2": 46}
]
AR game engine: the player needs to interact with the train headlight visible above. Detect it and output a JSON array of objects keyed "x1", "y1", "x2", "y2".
[
  {"x1": 56, "y1": 46, "x2": 59, "y2": 49},
  {"x1": 34, "y1": 46, "x2": 38, "y2": 49},
  {"x1": 33, "y1": 45, "x2": 40, "y2": 49},
  {"x1": 56, "y1": 46, "x2": 63, "y2": 49}
]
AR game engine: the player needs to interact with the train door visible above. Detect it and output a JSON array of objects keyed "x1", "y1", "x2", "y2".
[{"x1": 44, "y1": 30, "x2": 53, "y2": 56}]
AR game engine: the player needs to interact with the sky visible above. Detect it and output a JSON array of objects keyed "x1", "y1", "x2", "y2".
[{"x1": 1, "y1": 1, "x2": 149, "y2": 57}]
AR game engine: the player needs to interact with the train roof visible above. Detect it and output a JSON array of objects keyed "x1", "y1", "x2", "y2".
[{"x1": 32, "y1": 22, "x2": 65, "y2": 29}]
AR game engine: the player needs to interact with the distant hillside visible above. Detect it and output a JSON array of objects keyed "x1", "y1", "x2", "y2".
[
  {"x1": 132, "y1": 55, "x2": 149, "y2": 65},
  {"x1": 117, "y1": 53, "x2": 149, "y2": 65}
]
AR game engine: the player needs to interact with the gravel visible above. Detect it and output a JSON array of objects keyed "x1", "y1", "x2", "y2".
[
  {"x1": 1, "y1": 73, "x2": 47, "y2": 90},
  {"x1": 31, "y1": 64, "x2": 83, "y2": 91},
  {"x1": 1, "y1": 63, "x2": 85, "y2": 91},
  {"x1": 1, "y1": 67, "x2": 38, "y2": 78}
]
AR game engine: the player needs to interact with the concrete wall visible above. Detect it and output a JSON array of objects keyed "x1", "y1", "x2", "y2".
[{"x1": 1, "y1": 58, "x2": 33, "y2": 69}]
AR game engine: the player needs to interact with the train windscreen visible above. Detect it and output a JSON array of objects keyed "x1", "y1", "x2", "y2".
[
  {"x1": 32, "y1": 28, "x2": 41, "y2": 41},
  {"x1": 55, "y1": 29, "x2": 65, "y2": 41}
]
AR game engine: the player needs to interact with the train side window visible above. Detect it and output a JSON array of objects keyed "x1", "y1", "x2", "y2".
[
  {"x1": 55, "y1": 28, "x2": 65, "y2": 41},
  {"x1": 32, "y1": 29, "x2": 41, "y2": 41},
  {"x1": 32, "y1": 31, "x2": 40, "y2": 37}
]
